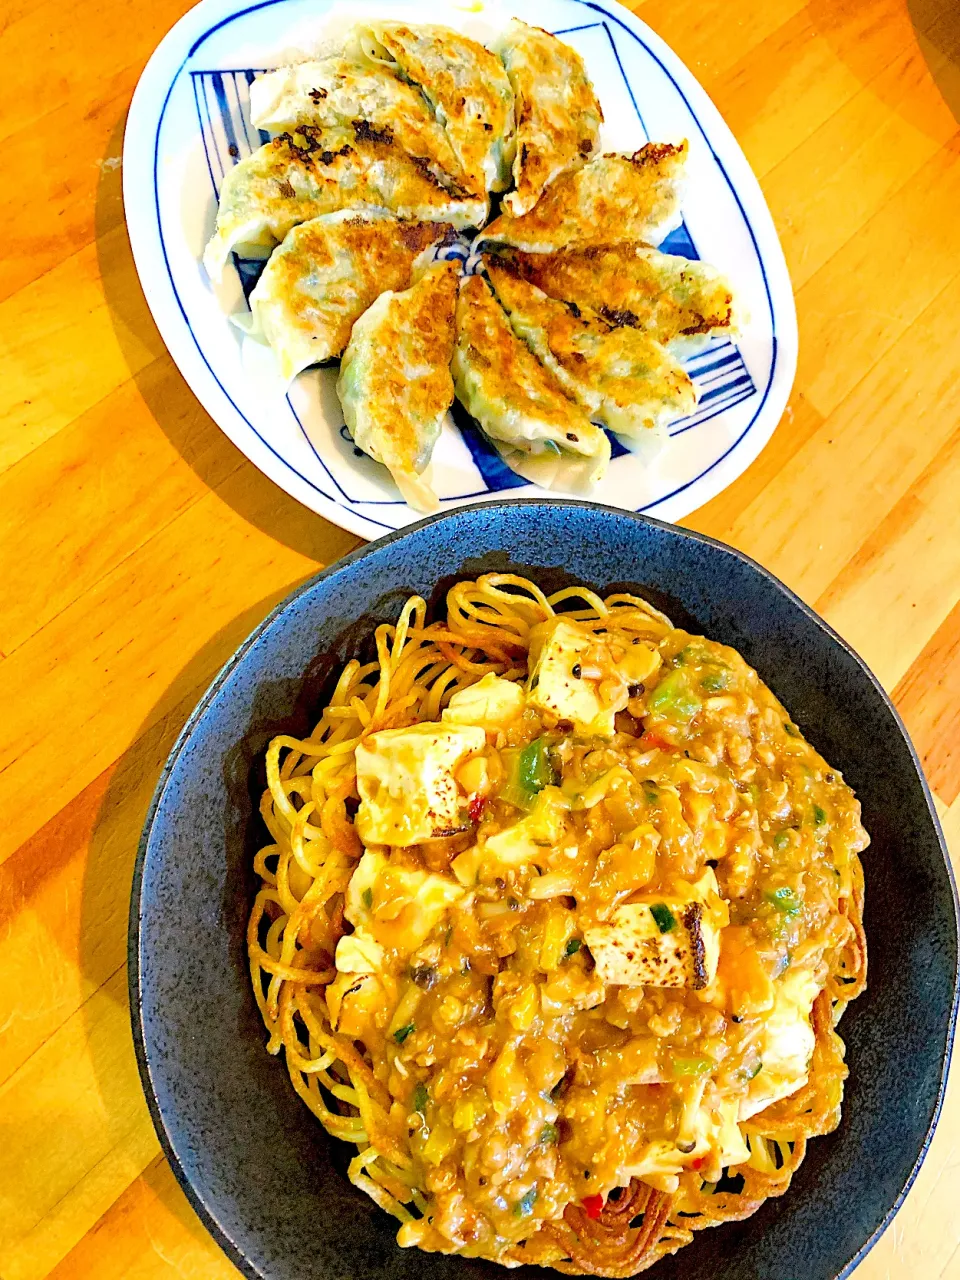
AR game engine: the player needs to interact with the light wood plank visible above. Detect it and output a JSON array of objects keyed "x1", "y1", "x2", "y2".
[
  {"x1": 0, "y1": 968, "x2": 159, "y2": 1280},
  {"x1": 0, "y1": 356, "x2": 241, "y2": 655},
  {"x1": 710, "y1": 0, "x2": 908, "y2": 180},
  {"x1": 0, "y1": 0, "x2": 195, "y2": 298},
  {"x1": 759, "y1": 43, "x2": 956, "y2": 290},
  {"x1": 0, "y1": 687, "x2": 204, "y2": 1089},
  {"x1": 636, "y1": 0, "x2": 809, "y2": 83},
  {"x1": 0, "y1": 89, "x2": 130, "y2": 304},
  {"x1": 894, "y1": 602, "x2": 960, "y2": 805},
  {"x1": 46, "y1": 1157, "x2": 240, "y2": 1280},
  {"x1": 0, "y1": 227, "x2": 165, "y2": 474},
  {"x1": 715, "y1": 254, "x2": 960, "y2": 602},
  {"x1": 816, "y1": 426, "x2": 960, "y2": 689},
  {"x1": 0, "y1": 468, "x2": 359, "y2": 867},
  {"x1": 793, "y1": 135, "x2": 960, "y2": 420}
]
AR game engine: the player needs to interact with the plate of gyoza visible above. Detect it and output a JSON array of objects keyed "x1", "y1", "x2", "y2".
[{"x1": 123, "y1": 0, "x2": 797, "y2": 538}]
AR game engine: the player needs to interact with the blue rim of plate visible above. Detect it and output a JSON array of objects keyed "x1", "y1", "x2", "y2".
[
  {"x1": 125, "y1": 0, "x2": 798, "y2": 539},
  {"x1": 129, "y1": 498, "x2": 958, "y2": 1280}
]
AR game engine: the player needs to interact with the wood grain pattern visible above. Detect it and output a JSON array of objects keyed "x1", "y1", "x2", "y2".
[{"x1": 1, "y1": 0, "x2": 958, "y2": 1275}]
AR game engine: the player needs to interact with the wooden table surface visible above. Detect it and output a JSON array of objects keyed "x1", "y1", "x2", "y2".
[{"x1": 3, "y1": 0, "x2": 960, "y2": 1275}]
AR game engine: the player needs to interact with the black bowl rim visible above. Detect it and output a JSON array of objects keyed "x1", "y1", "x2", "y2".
[{"x1": 129, "y1": 497, "x2": 959, "y2": 1280}]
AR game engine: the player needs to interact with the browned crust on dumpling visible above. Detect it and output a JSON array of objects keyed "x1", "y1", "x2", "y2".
[
  {"x1": 497, "y1": 20, "x2": 602, "y2": 216},
  {"x1": 486, "y1": 241, "x2": 736, "y2": 343},
  {"x1": 482, "y1": 142, "x2": 688, "y2": 255}
]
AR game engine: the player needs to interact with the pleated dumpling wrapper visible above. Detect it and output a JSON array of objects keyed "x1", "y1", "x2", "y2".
[
  {"x1": 484, "y1": 259, "x2": 696, "y2": 441},
  {"x1": 246, "y1": 211, "x2": 456, "y2": 383},
  {"x1": 338, "y1": 259, "x2": 461, "y2": 513},
  {"x1": 489, "y1": 243, "x2": 740, "y2": 350},
  {"x1": 481, "y1": 141, "x2": 688, "y2": 255},
  {"x1": 494, "y1": 19, "x2": 603, "y2": 217},
  {"x1": 451, "y1": 273, "x2": 610, "y2": 491},
  {"x1": 347, "y1": 22, "x2": 516, "y2": 198},
  {"x1": 203, "y1": 126, "x2": 482, "y2": 283},
  {"x1": 248, "y1": 57, "x2": 466, "y2": 195}
]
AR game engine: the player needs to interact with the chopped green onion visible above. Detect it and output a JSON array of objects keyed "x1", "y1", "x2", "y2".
[
  {"x1": 514, "y1": 1187, "x2": 538, "y2": 1217},
  {"x1": 644, "y1": 786, "x2": 659, "y2": 804},
  {"x1": 743, "y1": 1061, "x2": 763, "y2": 1081},
  {"x1": 671, "y1": 1056, "x2": 712, "y2": 1078},
  {"x1": 700, "y1": 669, "x2": 730, "y2": 692},
  {"x1": 521, "y1": 738, "x2": 557, "y2": 791},
  {"x1": 772, "y1": 830, "x2": 791, "y2": 851},
  {"x1": 783, "y1": 722, "x2": 799, "y2": 737},
  {"x1": 500, "y1": 738, "x2": 558, "y2": 810},
  {"x1": 813, "y1": 804, "x2": 827, "y2": 826},
  {"x1": 413, "y1": 1082, "x2": 428, "y2": 1112},
  {"x1": 565, "y1": 937, "x2": 583, "y2": 956},
  {"x1": 394, "y1": 1023, "x2": 416, "y2": 1045},
  {"x1": 539, "y1": 1123, "x2": 559, "y2": 1144},
  {"x1": 646, "y1": 671, "x2": 702, "y2": 722},
  {"x1": 650, "y1": 903, "x2": 676, "y2": 934},
  {"x1": 766, "y1": 886, "x2": 802, "y2": 917},
  {"x1": 361, "y1": 887, "x2": 373, "y2": 909}
]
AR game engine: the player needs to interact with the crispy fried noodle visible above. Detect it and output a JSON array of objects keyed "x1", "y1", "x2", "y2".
[{"x1": 248, "y1": 574, "x2": 868, "y2": 1274}]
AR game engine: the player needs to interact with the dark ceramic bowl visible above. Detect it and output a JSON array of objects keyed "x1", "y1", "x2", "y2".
[{"x1": 130, "y1": 500, "x2": 958, "y2": 1280}]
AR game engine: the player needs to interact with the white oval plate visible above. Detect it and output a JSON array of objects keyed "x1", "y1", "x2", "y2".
[{"x1": 124, "y1": 0, "x2": 797, "y2": 540}]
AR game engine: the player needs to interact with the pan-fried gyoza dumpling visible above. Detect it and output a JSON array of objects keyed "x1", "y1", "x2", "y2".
[
  {"x1": 481, "y1": 142, "x2": 688, "y2": 254},
  {"x1": 487, "y1": 243, "x2": 739, "y2": 347},
  {"x1": 485, "y1": 259, "x2": 696, "y2": 440},
  {"x1": 348, "y1": 22, "x2": 516, "y2": 197},
  {"x1": 338, "y1": 259, "x2": 461, "y2": 512},
  {"x1": 203, "y1": 126, "x2": 484, "y2": 282},
  {"x1": 249, "y1": 57, "x2": 465, "y2": 193},
  {"x1": 451, "y1": 274, "x2": 610, "y2": 490},
  {"x1": 246, "y1": 211, "x2": 455, "y2": 382},
  {"x1": 494, "y1": 19, "x2": 603, "y2": 217}
]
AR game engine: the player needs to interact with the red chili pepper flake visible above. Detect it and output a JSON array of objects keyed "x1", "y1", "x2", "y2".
[
  {"x1": 581, "y1": 1193, "x2": 604, "y2": 1220},
  {"x1": 639, "y1": 731, "x2": 670, "y2": 750},
  {"x1": 468, "y1": 793, "x2": 487, "y2": 824},
  {"x1": 691, "y1": 1157, "x2": 705, "y2": 1171}
]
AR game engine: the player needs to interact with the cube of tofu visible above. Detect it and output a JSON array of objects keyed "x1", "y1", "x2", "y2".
[
  {"x1": 344, "y1": 849, "x2": 463, "y2": 955},
  {"x1": 355, "y1": 721, "x2": 485, "y2": 846},
  {"x1": 334, "y1": 933, "x2": 386, "y2": 974},
  {"x1": 527, "y1": 616, "x2": 660, "y2": 736},
  {"x1": 442, "y1": 673, "x2": 526, "y2": 729},
  {"x1": 325, "y1": 969, "x2": 383, "y2": 1038},
  {"x1": 622, "y1": 1097, "x2": 748, "y2": 1185},
  {"x1": 584, "y1": 869, "x2": 728, "y2": 990},
  {"x1": 528, "y1": 617, "x2": 613, "y2": 735},
  {"x1": 676, "y1": 1094, "x2": 750, "y2": 1169},
  {"x1": 739, "y1": 969, "x2": 818, "y2": 1121},
  {"x1": 344, "y1": 849, "x2": 386, "y2": 926}
]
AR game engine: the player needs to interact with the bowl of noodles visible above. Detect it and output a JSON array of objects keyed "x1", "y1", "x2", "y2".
[{"x1": 130, "y1": 500, "x2": 957, "y2": 1280}]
